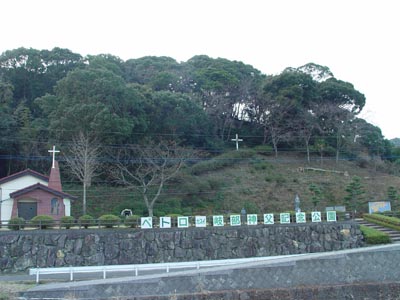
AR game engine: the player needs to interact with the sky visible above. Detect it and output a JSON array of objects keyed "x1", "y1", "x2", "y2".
[{"x1": 2, "y1": 0, "x2": 399, "y2": 138}]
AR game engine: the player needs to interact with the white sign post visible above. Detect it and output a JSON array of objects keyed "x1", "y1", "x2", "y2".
[
  {"x1": 195, "y1": 216, "x2": 207, "y2": 227},
  {"x1": 160, "y1": 217, "x2": 171, "y2": 228},
  {"x1": 141, "y1": 217, "x2": 153, "y2": 229}
]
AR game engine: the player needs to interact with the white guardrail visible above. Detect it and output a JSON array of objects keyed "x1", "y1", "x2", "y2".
[{"x1": 29, "y1": 256, "x2": 297, "y2": 284}]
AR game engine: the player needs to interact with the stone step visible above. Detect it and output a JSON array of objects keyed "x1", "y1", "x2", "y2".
[{"x1": 356, "y1": 219, "x2": 400, "y2": 243}]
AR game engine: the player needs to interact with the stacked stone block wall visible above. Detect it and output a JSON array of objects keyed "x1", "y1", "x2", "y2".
[{"x1": 0, "y1": 222, "x2": 364, "y2": 273}]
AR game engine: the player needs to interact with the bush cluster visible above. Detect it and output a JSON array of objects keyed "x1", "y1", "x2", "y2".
[
  {"x1": 98, "y1": 214, "x2": 121, "y2": 228},
  {"x1": 31, "y1": 215, "x2": 54, "y2": 229},
  {"x1": 360, "y1": 225, "x2": 391, "y2": 244},
  {"x1": 7, "y1": 217, "x2": 25, "y2": 230},
  {"x1": 363, "y1": 213, "x2": 400, "y2": 231},
  {"x1": 78, "y1": 215, "x2": 96, "y2": 228},
  {"x1": 6, "y1": 214, "x2": 128, "y2": 230},
  {"x1": 124, "y1": 215, "x2": 140, "y2": 228},
  {"x1": 60, "y1": 216, "x2": 75, "y2": 229}
]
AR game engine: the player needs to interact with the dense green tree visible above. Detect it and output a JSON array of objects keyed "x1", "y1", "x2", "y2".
[
  {"x1": 293, "y1": 62, "x2": 334, "y2": 82},
  {"x1": 0, "y1": 47, "x2": 83, "y2": 110},
  {"x1": 344, "y1": 176, "x2": 366, "y2": 216},
  {"x1": 150, "y1": 71, "x2": 179, "y2": 91},
  {"x1": 186, "y1": 55, "x2": 263, "y2": 140},
  {"x1": 315, "y1": 77, "x2": 366, "y2": 162},
  {"x1": 86, "y1": 54, "x2": 124, "y2": 77},
  {"x1": 142, "y1": 91, "x2": 213, "y2": 147},
  {"x1": 254, "y1": 71, "x2": 318, "y2": 156},
  {"x1": 318, "y1": 78, "x2": 366, "y2": 113},
  {"x1": 35, "y1": 68, "x2": 146, "y2": 144},
  {"x1": 0, "y1": 82, "x2": 15, "y2": 137},
  {"x1": 319, "y1": 103, "x2": 355, "y2": 162},
  {"x1": 124, "y1": 56, "x2": 181, "y2": 85},
  {"x1": 352, "y1": 119, "x2": 387, "y2": 158},
  {"x1": 0, "y1": 48, "x2": 393, "y2": 177},
  {"x1": 0, "y1": 82, "x2": 16, "y2": 176},
  {"x1": 309, "y1": 183, "x2": 322, "y2": 209},
  {"x1": 387, "y1": 186, "x2": 399, "y2": 210},
  {"x1": 0, "y1": 48, "x2": 85, "y2": 171}
]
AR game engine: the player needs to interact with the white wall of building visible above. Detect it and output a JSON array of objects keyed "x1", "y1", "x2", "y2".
[
  {"x1": 63, "y1": 199, "x2": 71, "y2": 217},
  {"x1": 0, "y1": 175, "x2": 48, "y2": 221}
]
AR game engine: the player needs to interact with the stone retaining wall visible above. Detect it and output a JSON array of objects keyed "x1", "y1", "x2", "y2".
[{"x1": 0, "y1": 221, "x2": 364, "y2": 273}]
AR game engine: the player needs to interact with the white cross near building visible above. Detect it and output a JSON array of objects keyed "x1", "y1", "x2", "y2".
[
  {"x1": 231, "y1": 134, "x2": 243, "y2": 150},
  {"x1": 48, "y1": 145, "x2": 60, "y2": 169}
]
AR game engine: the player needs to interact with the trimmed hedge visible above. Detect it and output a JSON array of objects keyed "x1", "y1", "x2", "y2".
[
  {"x1": 31, "y1": 215, "x2": 54, "y2": 229},
  {"x1": 360, "y1": 225, "x2": 391, "y2": 244},
  {"x1": 99, "y1": 214, "x2": 121, "y2": 228},
  {"x1": 363, "y1": 214, "x2": 400, "y2": 231},
  {"x1": 60, "y1": 216, "x2": 75, "y2": 229},
  {"x1": 7, "y1": 217, "x2": 25, "y2": 230},
  {"x1": 78, "y1": 215, "x2": 96, "y2": 229},
  {"x1": 124, "y1": 215, "x2": 140, "y2": 228}
]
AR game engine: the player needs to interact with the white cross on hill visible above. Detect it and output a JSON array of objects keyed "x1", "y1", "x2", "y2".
[{"x1": 231, "y1": 134, "x2": 243, "y2": 150}]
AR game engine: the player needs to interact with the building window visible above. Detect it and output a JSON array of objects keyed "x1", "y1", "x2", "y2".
[{"x1": 51, "y1": 198, "x2": 59, "y2": 215}]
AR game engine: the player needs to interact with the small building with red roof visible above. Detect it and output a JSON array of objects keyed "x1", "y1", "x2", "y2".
[{"x1": 0, "y1": 148, "x2": 76, "y2": 222}]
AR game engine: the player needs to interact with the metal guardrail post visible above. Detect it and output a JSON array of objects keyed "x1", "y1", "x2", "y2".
[
  {"x1": 36, "y1": 269, "x2": 40, "y2": 284},
  {"x1": 70, "y1": 266, "x2": 73, "y2": 281}
]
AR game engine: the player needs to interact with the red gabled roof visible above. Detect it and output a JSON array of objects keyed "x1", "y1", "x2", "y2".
[
  {"x1": 10, "y1": 183, "x2": 77, "y2": 200},
  {"x1": 0, "y1": 169, "x2": 49, "y2": 185}
]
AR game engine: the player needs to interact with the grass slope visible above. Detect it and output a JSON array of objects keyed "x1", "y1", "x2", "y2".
[{"x1": 64, "y1": 150, "x2": 400, "y2": 217}]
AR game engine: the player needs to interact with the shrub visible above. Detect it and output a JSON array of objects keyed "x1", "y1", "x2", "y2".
[
  {"x1": 166, "y1": 213, "x2": 182, "y2": 217},
  {"x1": 363, "y1": 214, "x2": 400, "y2": 231},
  {"x1": 31, "y1": 215, "x2": 54, "y2": 229},
  {"x1": 252, "y1": 161, "x2": 273, "y2": 171},
  {"x1": 124, "y1": 215, "x2": 140, "y2": 228},
  {"x1": 8, "y1": 217, "x2": 25, "y2": 230},
  {"x1": 360, "y1": 225, "x2": 391, "y2": 244},
  {"x1": 253, "y1": 145, "x2": 274, "y2": 155},
  {"x1": 99, "y1": 214, "x2": 121, "y2": 228},
  {"x1": 154, "y1": 210, "x2": 166, "y2": 217},
  {"x1": 78, "y1": 214, "x2": 95, "y2": 229},
  {"x1": 60, "y1": 216, "x2": 75, "y2": 229},
  {"x1": 191, "y1": 150, "x2": 256, "y2": 175}
]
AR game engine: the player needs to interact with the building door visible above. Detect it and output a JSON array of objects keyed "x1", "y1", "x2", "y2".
[{"x1": 18, "y1": 202, "x2": 37, "y2": 220}]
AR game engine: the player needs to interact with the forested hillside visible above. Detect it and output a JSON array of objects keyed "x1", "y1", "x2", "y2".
[{"x1": 1, "y1": 47, "x2": 399, "y2": 216}]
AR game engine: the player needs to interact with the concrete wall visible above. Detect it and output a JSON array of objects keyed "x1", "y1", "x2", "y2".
[
  {"x1": 0, "y1": 221, "x2": 364, "y2": 273},
  {"x1": 21, "y1": 244, "x2": 400, "y2": 300}
]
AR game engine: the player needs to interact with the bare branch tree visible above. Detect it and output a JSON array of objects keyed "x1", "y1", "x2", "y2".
[
  {"x1": 64, "y1": 132, "x2": 102, "y2": 215},
  {"x1": 112, "y1": 140, "x2": 194, "y2": 217},
  {"x1": 293, "y1": 108, "x2": 320, "y2": 163}
]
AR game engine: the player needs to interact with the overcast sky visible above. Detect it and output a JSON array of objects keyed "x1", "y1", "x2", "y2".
[{"x1": 2, "y1": 0, "x2": 399, "y2": 138}]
